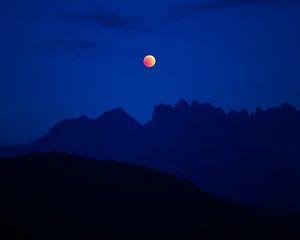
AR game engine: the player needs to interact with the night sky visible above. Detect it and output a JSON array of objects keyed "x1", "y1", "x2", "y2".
[{"x1": 1, "y1": 0, "x2": 300, "y2": 145}]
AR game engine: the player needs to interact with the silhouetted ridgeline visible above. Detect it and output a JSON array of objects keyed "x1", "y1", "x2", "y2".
[
  {"x1": 0, "y1": 100, "x2": 300, "y2": 210},
  {"x1": 0, "y1": 153, "x2": 298, "y2": 240}
]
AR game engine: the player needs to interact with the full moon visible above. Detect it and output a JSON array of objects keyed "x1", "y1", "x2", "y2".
[{"x1": 143, "y1": 55, "x2": 156, "y2": 68}]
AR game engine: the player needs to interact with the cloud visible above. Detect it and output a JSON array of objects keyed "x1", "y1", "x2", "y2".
[
  {"x1": 42, "y1": 40, "x2": 98, "y2": 50},
  {"x1": 53, "y1": 9, "x2": 148, "y2": 32},
  {"x1": 166, "y1": 0, "x2": 298, "y2": 20},
  {"x1": 42, "y1": 40, "x2": 117, "y2": 56}
]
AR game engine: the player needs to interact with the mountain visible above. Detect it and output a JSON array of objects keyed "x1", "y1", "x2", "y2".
[
  {"x1": 0, "y1": 153, "x2": 298, "y2": 240},
  {"x1": 1, "y1": 100, "x2": 300, "y2": 210}
]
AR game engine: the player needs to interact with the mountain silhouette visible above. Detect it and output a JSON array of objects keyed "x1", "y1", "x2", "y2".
[
  {"x1": 0, "y1": 153, "x2": 298, "y2": 240},
  {"x1": 0, "y1": 100, "x2": 300, "y2": 210}
]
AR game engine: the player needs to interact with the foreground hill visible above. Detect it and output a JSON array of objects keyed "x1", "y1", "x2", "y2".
[
  {"x1": 1, "y1": 100, "x2": 300, "y2": 209},
  {"x1": 0, "y1": 153, "x2": 297, "y2": 239}
]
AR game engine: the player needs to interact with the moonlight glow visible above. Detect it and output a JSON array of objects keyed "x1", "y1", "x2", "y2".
[{"x1": 143, "y1": 55, "x2": 156, "y2": 68}]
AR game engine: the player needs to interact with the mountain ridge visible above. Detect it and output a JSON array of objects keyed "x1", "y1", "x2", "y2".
[{"x1": 0, "y1": 100, "x2": 300, "y2": 210}]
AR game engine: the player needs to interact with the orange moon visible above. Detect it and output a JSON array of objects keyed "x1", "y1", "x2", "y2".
[{"x1": 143, "y1": 55, "x2": 156, "y2": 68}]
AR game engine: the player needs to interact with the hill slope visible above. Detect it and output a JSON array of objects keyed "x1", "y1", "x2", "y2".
[{"x1": 0, "y1": 153, "x2": 298, "y2": 239}]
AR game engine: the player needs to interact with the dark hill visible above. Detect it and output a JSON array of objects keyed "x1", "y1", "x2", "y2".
[
  {"x1": 0, "y1": 153, "x2": 297, "y2": 239},
  {"x1": 0, "y1": 100, "x2": 300, "y2": 210}
]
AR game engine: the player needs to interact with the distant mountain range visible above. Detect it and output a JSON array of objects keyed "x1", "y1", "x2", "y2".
[
  {"x1": 1, "y1": 99, "x2": 300, "y2": 210},
  {"x1": 0, "y1": 153, "x2": 298, "y2": 239}
]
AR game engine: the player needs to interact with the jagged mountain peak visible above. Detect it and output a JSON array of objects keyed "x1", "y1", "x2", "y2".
[
  {"x1": 97, "y1": 108, "x2": 127, "y2": 119},
  {"x1": 276, "y1": 102, "x2": 297, "y2": 113},
  {"x1": 174, "y1": 98, "x2": 190, "y2": 110},
  {"x1": 152, "y1": 104, "x2": 174, "y2": 121},
  {"x1": 152, "y1": 99, "x2": 226, "y2": 123},
  {"x1": 96, "y1": 108, "x2": 142, "y2": 128}
]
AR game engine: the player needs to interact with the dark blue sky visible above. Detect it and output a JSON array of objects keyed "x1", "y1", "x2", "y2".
[{"x1": 1, "y1": 0, "x2": 300, "y2": 145}]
